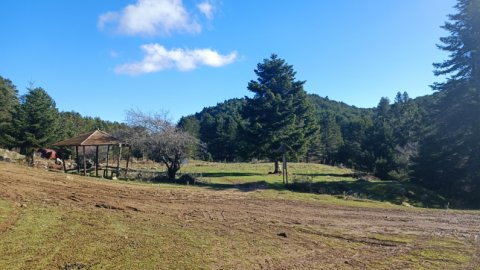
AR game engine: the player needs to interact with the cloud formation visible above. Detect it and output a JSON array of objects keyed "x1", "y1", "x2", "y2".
[
  {"x1": 197, "y1": 1, "x2": 214, "y2": 20},
  {"x1": 115, "y1": 44, "x2": 237, "y2": 75},
  {"x1": 98, "y1": 0, "x2": 201, "y2": 36}
]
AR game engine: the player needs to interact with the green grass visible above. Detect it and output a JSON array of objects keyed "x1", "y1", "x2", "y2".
[
  {"x1": 174, "y1": 161, "x2": 448, "y2": 208},
  {"x1": 0, "y1": 200, "x2": 13, "y2": 224},
  {"x1": 0, "y1": 201, "x2": 319, "y2": 269},
  {"x1": 180, "y1": 161, "x2": 353, "y2": 185},
  {"x1": 0, "y1": 203, "x2": 224, "y2": 269}
]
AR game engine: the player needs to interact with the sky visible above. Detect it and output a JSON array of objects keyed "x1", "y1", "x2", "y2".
[{"x1": 0, "y1": 0, "x2": 456, "y2": 123}]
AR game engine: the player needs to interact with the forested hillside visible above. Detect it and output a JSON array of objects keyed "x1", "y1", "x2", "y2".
[{"x1": 179, "y1": 90, "x2": 435, "y2": 179}]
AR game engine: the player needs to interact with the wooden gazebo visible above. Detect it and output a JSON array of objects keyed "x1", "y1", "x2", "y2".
[{"x1": 53, "y1": 130, "x2": 131, "y2": 178}]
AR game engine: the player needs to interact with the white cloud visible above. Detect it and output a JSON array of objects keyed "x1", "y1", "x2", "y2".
[
  {"x1": 98, "y1": 0, "x2": 201, "y2": 36},
  {"x1": 115, "y1": 44, "x2": 237, "y2": 75},
  {"x1": 197, "y1": 1, "x2": 214, "y2": 20}
]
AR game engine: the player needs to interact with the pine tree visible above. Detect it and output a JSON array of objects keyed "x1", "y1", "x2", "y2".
[
  {"x1": 389, "y1": 92, "x2": 423, "y2": 180},
  {"x1": 319, "y1": 111, "x2": 343, "y2": 164},
  {"x1": 242, "y1": 54, "x2": 319, "y2": 173},
  {"x1": 12, "y1": 87, "x2": 59, "y2": 157},
  {"x1": 414, "y1": 0, "x2": 480, "y2": 207},
  {"x1": 365, "y1": 97, "x2": 395, "y2": 178},
  {"x1": 0, "y1": 76, "x2": 19, "y2": 148}
]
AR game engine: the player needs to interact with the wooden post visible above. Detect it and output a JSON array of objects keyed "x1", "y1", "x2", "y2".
[
  {"x1": 95, "y1": 145, "x2": 99, "y2": 177},
  {"x1": 105, "y1": 145, "x2": 110, "y2": 178},
  {"x1": 83, "y1": 146, "x2": 86, "y2": 176},
  {"x1": 62, "y1": 158, "x2": 67, "y2": 173},
  {"x1": 116, "y1": 144, "x2": 122, "y2": 178},
  {"x1": 283, "y1": 153, "x2": 288, "y2": 185},
  {"x1": 75, "y1": 146, "x2": 80, "y2": 173},
  {"x1": 125, "y1": 146, "x2": 131, "y2": 177}
]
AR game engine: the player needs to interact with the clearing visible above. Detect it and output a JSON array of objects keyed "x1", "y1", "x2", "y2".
[{"x1": 0, "y1": 162, "x2": 479, "y2": 269}]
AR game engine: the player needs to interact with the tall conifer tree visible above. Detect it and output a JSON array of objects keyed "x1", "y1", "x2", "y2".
[
  {"x1": 414, "y1": 0, "x2": 480, "y2": 206},
  {"x1": 12, "y1": 87, "x2": 59, "y2": 157},
  {"x1": 0, "y1": 76, "x2": 19, "y2": 148},
  {"x1": 242, "y1": 54, "x2": 319, "y2": 173}
]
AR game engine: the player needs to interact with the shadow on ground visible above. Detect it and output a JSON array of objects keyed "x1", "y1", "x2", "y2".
[
  {"x1": 288, "y1": 179, "x2": 448, "y2": 208},
  {"x1": 196, "y1": 180, "x2": 285, "y2": 192},
  {"x1": 145, "y1": 171, "x2": 448, "y2": 208},
  {"x1": 295, "y1": 173, "x2": 355, "y2": 178},
  {"x1": 195, "y1": 172, "x2": 263, "y2": 178}
]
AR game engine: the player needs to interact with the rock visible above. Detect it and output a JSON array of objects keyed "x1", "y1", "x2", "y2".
[
  {"x1": 20, "y1": 204, "x2": 27, "y2": 208},
  {"x1": 0, "y1": 148, "x2": 26, "y2": 162}
]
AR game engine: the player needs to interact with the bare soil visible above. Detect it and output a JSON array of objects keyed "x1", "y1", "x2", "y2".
[{"x1": 0, "y1": 162, "x2": 479, "y2": 269}]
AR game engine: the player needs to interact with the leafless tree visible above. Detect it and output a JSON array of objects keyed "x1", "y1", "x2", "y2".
[{"x1": 119, "y1": 109, "x2": 198, "y2": 180}]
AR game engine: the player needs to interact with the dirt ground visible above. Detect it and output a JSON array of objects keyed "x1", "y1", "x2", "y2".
[{"x1": 0, "y1": 162, "x2": 479, "y2": 269}]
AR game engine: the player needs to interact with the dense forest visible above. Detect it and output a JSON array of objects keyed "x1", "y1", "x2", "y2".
[
  {"x1": 0, "y1": 0, "x2": 478, "y2": 207},
  {"x1": 179, "y1": 89, "x2": 431, "y2": 177}
]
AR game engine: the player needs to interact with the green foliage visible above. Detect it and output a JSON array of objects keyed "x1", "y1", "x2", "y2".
[
  {"x1": 414, "y1": 0, "x2": 480, "y2": 207},
  {"x1": 317, "y1": 111, "x2": 343, "y2": 163},
  {"x1": 0, "y1": 76, "x2": 19, "y2": 148},
  {"x1": 308, "y1": 94, "x2": 374, "y2": 166},
  {"x1": 11, "y1": 87, "x2": 59, "y2": 155},
  {"x1": 178, "y1": 98, "x2": 246, "y2": 161},
  {"x1": 57, "y1": 111, "x2": 124, "y2": 141},
  {"x1": 242, "y1": 54, "x2": 319, "y2": 164}
]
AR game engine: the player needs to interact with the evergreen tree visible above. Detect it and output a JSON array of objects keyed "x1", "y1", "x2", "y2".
[
  {"x1": 242, "y1": 54, "x2": 319, "y2": 173},
  {"x1": 319, "y1": 111, "x2": 343, "y2": 164},
  {"x1": 12, "y1": 87, "x2": 59, "y2": 157},
  {"x1": 365, "y1": 97, "x2": 395, "y2": 178},
  {"x1": 414, "y1": 0, "x2": 480, "y2": 207},
  {"x1": 389, "y1": 92, "x2": 423, "y2": 180},
  {"x1": 178, "y1": 115, "x2": 201, "y2": 139},
  {"x1": 0, "y1": 76, "x2": 19, "y2": 148},
  {"x1": 337, "y1": 116, "x2": 372, "y2": 170}
]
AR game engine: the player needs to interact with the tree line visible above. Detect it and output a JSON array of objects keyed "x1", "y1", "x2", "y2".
[
  {"x1": 0, "y1": 80, "x2": 124, "y2": 158},
  {"x1": 179, "y1": 72, "x2": 427, "y2": 181}
]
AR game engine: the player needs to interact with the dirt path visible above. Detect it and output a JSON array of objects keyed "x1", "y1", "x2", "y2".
[{"x1": 0, "y1": 163, "x2": 479, "y2": 269}]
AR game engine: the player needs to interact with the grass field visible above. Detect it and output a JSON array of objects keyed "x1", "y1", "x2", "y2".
[
  {"x1": 176, "y1": 161, "x2": 447, "y2": 208},
  {"x1": 0, "y1": 161, "x2": 479, "y2": 269}
]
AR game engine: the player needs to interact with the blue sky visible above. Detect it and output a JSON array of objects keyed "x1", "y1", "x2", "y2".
[{"x1": 0, "y1": 0, "x2": 455, "y2": 122}]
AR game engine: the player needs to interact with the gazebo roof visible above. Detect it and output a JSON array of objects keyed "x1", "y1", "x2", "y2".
[{"x1": 52, "y1": 130, "x2": 125, "y2": 147}]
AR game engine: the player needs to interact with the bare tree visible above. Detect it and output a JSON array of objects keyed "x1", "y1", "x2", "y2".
[{"x1": 119, "y1": 109, "x2": 197, "y2": 180}]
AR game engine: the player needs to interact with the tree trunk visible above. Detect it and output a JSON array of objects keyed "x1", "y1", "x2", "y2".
[
  {"x1": 30, "y1": 148, "x2": 35, "y2": 167},
  {"x1": 273, "y1": 160, "x2": 282, "y2": 174},
  {"x1": 167, "y1": 167, "x2": 178, "y2": 180}
]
